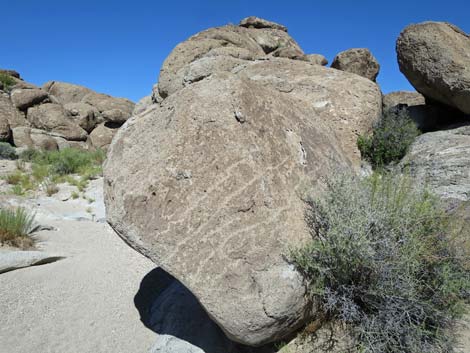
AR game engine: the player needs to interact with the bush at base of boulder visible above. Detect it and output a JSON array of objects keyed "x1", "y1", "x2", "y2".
[{"x1": 291, "y1": 173, "x2": 470, "y2": 353}]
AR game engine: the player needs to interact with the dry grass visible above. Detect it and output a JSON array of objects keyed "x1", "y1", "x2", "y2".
[{"x1": 0, "y1": 207, "x2": 36, "y2": 249}]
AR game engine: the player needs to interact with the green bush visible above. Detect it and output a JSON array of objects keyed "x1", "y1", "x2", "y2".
[
  {"x1": 358, "y1": 108, "x2": 420, "y2": 168},
  {"x1": 0, "y1": 142, "x2": 17, "y2": 160},
  {"x1": 291, "y1": 173, "x2": 469, "y2": 353},
  {"x1": 0, "y1": 207, "x2": 36, "y2": 249},
  {"x1": 0, "y1": 73, "x2": 15, "y2": 92}
]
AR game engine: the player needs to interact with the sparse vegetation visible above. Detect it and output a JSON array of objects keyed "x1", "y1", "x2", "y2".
[
  {"x1": 0, "y1": 142, "x2": 17, "y2": 160},
  {"x1": 0, "y1": 207, "x2": 36, "y2": 249},
  {"x1": 358, "y1": 108, "x2": 420, "y2": 169},
  {"x1": 291, "y1": 173, "x2": 469, "y2": 353},
  {"x1": 0, "y1": 73, "x2": 16, "y2": 92},
  {"x1": 5, "y1": 148, "x2": 106, "y2": 196}
]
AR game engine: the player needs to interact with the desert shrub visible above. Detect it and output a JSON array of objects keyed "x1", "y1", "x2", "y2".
[
  {"x1": 0, "y1": 207, "x2": 36, "y2": 248},
  {"x1": 42, "y1": 179, "x2": 59, "y2": 196},
  {"x1": 0, "y1": 142, "x2": 17, "y2": 160},
  {"x1": 21, "y1": 147, "x2": 104, "y2": 176},
  {"x1": 0, "y1": 73, "x2": 15, "y2": 92},
  {"x1": 358, "y1": 108, "x2": 420, "y2": 168},
  {"x1": 291, "y1": 173, "x2": 469, "y2": 353}
]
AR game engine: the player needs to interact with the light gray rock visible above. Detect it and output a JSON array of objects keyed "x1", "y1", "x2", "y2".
[
  {"x1": 133, "y1": 95, "x2": 153, "y2": 116},
  {"x1": 12, "y1": 127, "x2": 59, "y2": 151},
  {"x1": 0, "y1": 93, "x2": 28, "y2": 141},
  {"x1": 104, "y1": 67, "x2": 380, "y2": 345},
  {"x1": 44, "y1": 81, "x2": 93, "y2": 104},
  {"x1": 10, "y1": 88, "x2": 49, "y2": 111},
  {"x1": 87, "y1": 122, "x2": 119, "y2": 151},
  {"x1": 64, "y1": 102, "x2": 101, "y2": 133},
  {"x1": 152, "y1": 84, "x2": 164, "y2": 104},
  {"x1": 400, "y1": 124, "x2": 470, "y2": 201},
  {"x1": 331, "y1": 48, "x2": 380, "y2": 81},
  {"x1": 27, "y1": 103, "x2": 88, "y2": 141},
  {"x1": 397, "y1": 22, "x2": 470, "y2": 114},
  {"x1": 306, "y1": 54, "x2": 328, "y2": 66},
  {"x1": 150, "y1": 336, "x2": 205, "y2": 353},
  {"x1": 0, "y1": 250, "x2": 63, "y2": 274},
  {"x1": 82, "y1": 92, "x2": 134, "y2": 123},
  {"x1": 239, "y1": 16, "x2": 288, "y2": 32}
]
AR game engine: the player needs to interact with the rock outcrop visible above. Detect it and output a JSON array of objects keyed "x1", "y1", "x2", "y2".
[
  {"x1": 105, "y1": 17, "x2": 382, "y2": 347},
  {"x1": 27, "y1": 103, "x2": 88, "y2": 141},
  {"x1": 331, "y1": 48, "x2": 380, "y2": 81},
  {"x1": 0, "y1": 70, "x2": 135, "y2": 151},
  {"x1": 397, "y1": 22, "x2": 470, "y2": 114},
  {"x1": 400, "y1": 124, "x2": 470, "y2": 202}
]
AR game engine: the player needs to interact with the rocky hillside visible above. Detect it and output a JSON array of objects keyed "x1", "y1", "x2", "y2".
[{"x1": 0, "y1": 70, "x2": 135, "y2": 152}]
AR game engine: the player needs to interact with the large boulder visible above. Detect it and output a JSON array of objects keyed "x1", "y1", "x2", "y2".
[
  {"x1": 382, "y1": 91, "x2": 425, "y2": 110},
  {"x1": 12, "y1": 127, "x2": 59, "y2": 151},
  {"x1": 400, "y1": 124, "x2": 470, "y2": 202},
  {"x1": 27, "y1": 103, "x2": 88, "y2": 141},
  {"x1": 63, "y1": 102, "x2": 101, "y2": 132},
  {"x1": 10, "y1": 88, "x2": 49, "y2": 111},
  {"x1": 133, "y1": 95, "x2": 153, "y2": 116},
  {"x1": 396, "y1": 22, "x2": 470, "y2": 114},
  {"x1": 44, "y1": 81, "x2": 93, "y2": 104},
  {"x1": 0, "y1": 93, "x2": 28, "y2": 141},
  {"x1": 331, "y1": 48, "x2": 380, "y2": 81},
  {"x1": 104, "y1": 60, "x2": 381, "y2": 345},
  {"x1": 87, "y1": 122, "x2": 119, "y2": 151},
  {"x1": 239, "y1": 16, "x2": 287, "y2": 32},
  {"x1": 306, "y1": 54, "x2": 328, "y2": 66},
  {"x1": 82, "y1": 92, "x2": 134, "y2": 124},
  {"x1": 157, "y1": 18, "x2": 305, "y2": 98}
]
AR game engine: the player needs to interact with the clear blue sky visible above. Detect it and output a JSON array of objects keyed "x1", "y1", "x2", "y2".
[{"x1": 3, "y1": 0, "x2": 469, "y2": 102}]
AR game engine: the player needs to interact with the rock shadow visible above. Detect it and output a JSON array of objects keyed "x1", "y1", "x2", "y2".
[{"x1": 134, "y1": 267, "x2": 276, "y2": 353}]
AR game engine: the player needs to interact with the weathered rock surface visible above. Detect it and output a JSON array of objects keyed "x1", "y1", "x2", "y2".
[
  {"x1": 0, "y1": 251, "x2": 63, "y2": 274},
  {"x1": 158, "y1": 18, "x2": 305, "y2": 98},
  {"x1": 104, "y1": 64, "x2": 381, "y2": 345},
  {"x1": 87, "y1": 122, "x2": 119, "y2": 151},
  {"x1": 233, "y1": 58, "x2": 382, "y2": 166},
  {"x1": 133, "y1": 95, "x2": 153, "y2": 116},
  {"x1": 400, "y1": 124, "x2": 470, "y2": 201},
  {"x1": 0, "y1": 93, "x2": 28, "y2": 141},
  {"x1": 382, "y1": 91, "x2": 425, "y2": 109},
  {"x1": 397, "y1": 22, "x2": 470, "y2": 114},
  {"x1": 239, "y1": 16, "x2": 287, "y2": 32},
  {"x1": 44, "y1": 81, "x2": 93, "y2": 104},
  {"x1": 10, "y1": 88, "x2": 49, "y2": 111},
  {"x1": 27, "y1": 103, "x2": 88, "y2": 141},
  {"x1": 12, "y1": 127, "x2": 59, "y2": 150},
  {"x1": 306, "y1": 54, "x2": 328, "y2": 66},
  {"x1": 64, "y1": 102, "x2": 101, "y2": 132},
  {"x1": 331, "y1": 48, "x2": 380, "y2": 81}
]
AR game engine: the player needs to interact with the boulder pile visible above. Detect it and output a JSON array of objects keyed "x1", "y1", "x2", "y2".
[{"x1": 0, "y1": 72, "x2": 134, "y2": 152}]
